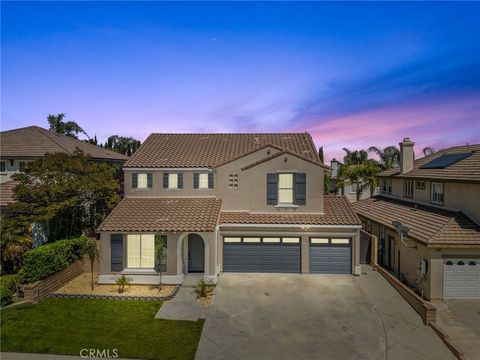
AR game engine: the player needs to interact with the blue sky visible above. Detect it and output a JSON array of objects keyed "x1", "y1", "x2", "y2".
[{"x1": 2, "y1": 1, "x2": 479, "y2": 161}]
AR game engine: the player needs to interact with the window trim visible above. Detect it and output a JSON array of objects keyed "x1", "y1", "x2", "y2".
[
  {"x1": 403, "y1": 179, "x2": 414, "y2": 198},
  {"x1": 126, "y1": 234, "x2": 155, "y2": 269},
  {"x1": 431, "y1": 182, "x2": 445, "y2": 205},
  {"x1": 415, "y1": 180, "x2": 425, "y2": 190},
  {"x1": 278, "y1": 173, "x2": 294, "y2": 204}
]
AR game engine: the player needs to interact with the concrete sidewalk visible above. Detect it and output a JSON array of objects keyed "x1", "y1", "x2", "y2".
[{"x1": 155, "y1": 274, "x2": 206, "y2": 321}]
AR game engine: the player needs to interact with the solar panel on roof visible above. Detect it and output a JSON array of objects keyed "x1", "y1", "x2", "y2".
[{"x1": 420, "y1": 152, "x2": 473, "y2": 169}]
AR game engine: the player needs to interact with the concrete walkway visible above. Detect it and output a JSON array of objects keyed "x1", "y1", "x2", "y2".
[
  {"x1": 155, "y1": 274, "x2": 206, "y2": 321},
  {"x1": 433, "y1": 299, "x2": 480, "y2": 360},
  {"x1": 196, "y1": 266, "x2": 454, "y2": 360}
]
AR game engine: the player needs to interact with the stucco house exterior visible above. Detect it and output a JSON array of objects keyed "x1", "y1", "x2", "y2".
[
  {"x1": 97, "y1": 133, "x2": 362, "y2": 284},
  {"x1": 353, "y1": 138, "x2": 480, "y2": 300}
]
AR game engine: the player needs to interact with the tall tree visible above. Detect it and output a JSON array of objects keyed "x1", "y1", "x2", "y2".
[
  {"x1": 342, "y1": 148, "x2": 369, "y2": 166},
  {"x1": 47, "y1": 113, "x2": 89, "y2": 139},
  {"x1": 318, "y1": 146, "x2": 324, "y2": 163},
  {"x1": 104, "y1": 135, "x2": 141, "y2": 156},
  {"x1": 422, "y1": 147, "x2": 435, "y2": 157},
  {"x1": 12, "y1": 151, "x2": 120, "y2": 241},
  {"x1": 368, "y1": 146, "x2": 400, "y2": 170}
]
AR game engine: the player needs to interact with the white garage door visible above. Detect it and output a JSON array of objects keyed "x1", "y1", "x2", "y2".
[{"x1": 444, "y1": 259, "x2": 480, "y2": 299}]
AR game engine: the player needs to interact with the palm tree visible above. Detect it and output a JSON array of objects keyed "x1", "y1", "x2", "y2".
[
  {"x1": 368, "y1": 146, "x2": 400, "y2": 169},
  {"x1": 362, "y1": 161, "x2": 382, "y2": 197},
  {"x1": 47, "y1": 113, "x2": 89, "y2": 139},
  {"x1": 342, "y1": 148, "x2": 369, "y2": 166},
  {"x1": 422, "y1": 147, "x2": 435, "y2": 157}
]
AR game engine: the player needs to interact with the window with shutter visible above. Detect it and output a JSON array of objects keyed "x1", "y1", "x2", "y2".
[
  {"x1": 132, "y1": 173, "x2": 138, "y2": 188},
  {"x1": 278, "y1": 173, "x2": 294, "y2": 204},
  {"x1": 267, "y1": 173, "x2": 278, "y2": 205},
  {"x1": 295, "y1": 173, "x2": 306, "y2": 205},
  {"x1": 111, "y1": 234, "x2": 124, "y2": 271}
]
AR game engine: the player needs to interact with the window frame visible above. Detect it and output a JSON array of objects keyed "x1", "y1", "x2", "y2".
[
  {"x1": 403, "y1": 179, "x2": 414, "y2": 198},
  {"x1": 381, "y1": 178, "x2": 392, "y2": 195},
  {"x1": 278, "y1": 173, "x2": 294, "y2": 204},
  {"x1": 431, "y1": 182, "x2": 444, "y2": 205},
  {"x1": 198, "y1": 173, "x2": 209, "y2": 189},
  {"x1": 137, "y1": 173, "x2": 149, "y2": 189},
  {"x1": 0, "y1": 160, "x2": 6, "y2": 173},
  {"x1": 168, "y1": 173, "x2": 178, "y2": 189},
  {"x1": 415, "y1": 180, "x2": 425, "y2": 190},
  {"x1": 126, "y1": 234, "x2": 155, "y2": 269}
]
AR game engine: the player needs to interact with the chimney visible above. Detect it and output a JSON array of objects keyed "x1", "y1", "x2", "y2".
[
  {"x1": 330, "y1": 158, "x2": 339, "y2": 178},
  {"x1": 399, "y1": 137, "x2": 415, "y2": 174}
]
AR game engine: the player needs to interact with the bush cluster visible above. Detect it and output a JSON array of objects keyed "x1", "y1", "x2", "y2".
[{"x1": 18, "y1": 237, "x2": 87, "y2": 284}]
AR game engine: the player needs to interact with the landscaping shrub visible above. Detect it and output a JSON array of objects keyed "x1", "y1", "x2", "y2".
[
  {"x1": 18, "y1": 237, "x2": 87, "y2": 284},
  {"x1": 193, "y1": 279, "x2": 213, "y2": 298},
  {"x1": 115, "y1": 275, "x2": 132, "y2": 293},
  {"x1": 0, "y1": 274, "x2": 19, "y2": 291},
  {"x1": 0, "y1": 285, "x2": 13, "y2": 307}
]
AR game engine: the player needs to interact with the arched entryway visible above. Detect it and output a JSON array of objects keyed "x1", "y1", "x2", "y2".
[{"x1": 176, "y1": 232, "x2": 209, "y2": 276}]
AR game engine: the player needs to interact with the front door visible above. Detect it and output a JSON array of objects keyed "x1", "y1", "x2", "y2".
[{"x1": 188, "y1": 234, "x2": 205, "y2": 273}]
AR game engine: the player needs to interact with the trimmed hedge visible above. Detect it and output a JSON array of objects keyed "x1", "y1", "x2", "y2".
[{"x1": 18, "y1": 237, "x2": 87, "y2": 284}]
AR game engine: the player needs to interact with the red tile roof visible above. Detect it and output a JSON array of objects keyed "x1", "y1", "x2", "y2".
[
  {"x1": 1, "y1": 126, "x2": 129, "y2": 161},
  {"x1": 220, "y1": 196, "x2": 361, "y2": 226},
  {"x1": 378, "y1": 144, "x2": 480, "y2": 182},
  {"x1": 124, "y1": 133, "x2": 322, "y2": 168},
  {"x1": 352, "y1": 196, "x2": 480, "y2": 246},
  {"x1": 98, "y1": 197, "x2": 222, "y2": 232}
]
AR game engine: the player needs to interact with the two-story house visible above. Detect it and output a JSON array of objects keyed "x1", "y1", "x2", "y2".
[
  {"x1": 97, "y1": 133, "x2": 362, "y2": 284},
  {"x1": 0, "y1": 126, "x2": 129, "y2": 216},
  {"x1": 353, "y1": 138, "x2": 480, "y2": 300}
]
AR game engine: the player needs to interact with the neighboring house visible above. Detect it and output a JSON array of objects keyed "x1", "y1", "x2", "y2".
[
  {"x1": 353, "y1": 138, "x2": 480, "y2": 300},
  {"x1": 97, "y1": 133, "x2": 362, "y2": 284},
  {"x1": 329, "y1": 159, "x2": 379, "y2": 202},
  {"x1": 0, "y1": 126, "x2": 129, "y2": 184}
]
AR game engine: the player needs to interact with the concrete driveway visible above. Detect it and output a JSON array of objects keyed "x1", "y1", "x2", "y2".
[
  {"x1": 196, "y1": 266, "x2": 454, "y2": 360},
  {"x1": 434, "y1": 300, "x2": 480, "y2": 360}
]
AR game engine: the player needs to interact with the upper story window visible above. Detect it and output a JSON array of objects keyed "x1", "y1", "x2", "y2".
[
  {"x1": 431, "y1": 182, "x2": 444, "y2": 205},
  {"x1": 163, "y1": 173, "x2": 183, "y2": 189},
  {"x1": 278, "y1": 173, "x2": 294, "y2": 204},
  {"x1": 267, "y1": 173, "x2": 306, "y2": 206},
  {"x1": 403, "y1": 180, "x2": 414, "y2": 198},
  {"x1": 19, "y1": 161, "x2": 26, "y2": 172},
  {"x1": 415, "y1": 180, "x2": 425, "y2": 190},
  {"x1": 381, "y1": 178, "x2": 392, "y2": 195},
  {"x1": 0, "y1": 161, "x2": 6, "y2": 173},
  {"x1": 194, "y1": 173, "x2": 213, "y2": 189},
  {"x1": 132, "y1": 173, "x2": 152, "y2": 189}
]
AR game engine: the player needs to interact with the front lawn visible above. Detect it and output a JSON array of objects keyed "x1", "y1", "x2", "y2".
[{"x1": 1, "y1": 298, "x2": 204, "y2": 360}]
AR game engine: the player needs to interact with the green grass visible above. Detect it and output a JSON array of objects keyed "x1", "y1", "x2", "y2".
[{"x1": 1, "y1": 298, "x2": 204, "y2": 360}]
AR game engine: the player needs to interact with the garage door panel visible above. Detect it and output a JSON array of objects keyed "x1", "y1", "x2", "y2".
[
  {"x1": 309, "y1": 245, "x2": 351, "y2": 274},
  {"x1": 223, "y1": 242, "x2": 300, "y2": 273},
  {"x1": 443, "y1": 259, "x2": 480, "y2": 299}
]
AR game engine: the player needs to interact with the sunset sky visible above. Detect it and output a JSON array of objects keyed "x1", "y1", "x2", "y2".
[{"x1": 2, "y1": 2, "x2": 479, "y2": 162}]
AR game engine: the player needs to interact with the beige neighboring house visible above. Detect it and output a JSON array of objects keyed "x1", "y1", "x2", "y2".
[
  {"x1": 0, "y1": 126, "x2": 129, "y2": 184},
  {"x1": 353, "y1": 138, "x2": 480, "y2": 300},
  {"x1": 97, "y1": 133, "x2": 362, "y2": 284}
]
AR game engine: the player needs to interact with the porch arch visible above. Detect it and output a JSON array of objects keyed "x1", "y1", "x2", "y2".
[{"x1": 176, "y1": 232, "x2": 210, "y2": 276}]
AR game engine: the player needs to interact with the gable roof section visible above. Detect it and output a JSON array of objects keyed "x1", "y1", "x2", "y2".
[
  {"x1": 241, "y1": 149, "x2": 330, "y2": 170},
  {"x1": 1, "y1": 126, "x2": 129, "y2": 161},
  {"x1": 352, "y1": 196, "x2": 480, "y2": 246},
  {"x1": 378, "y1": 144, "x2": 480, "y2": 182},
  {"x1": 220, "y1": 196, "x2": 361, "y2": 226},
  {"x1": 97, "y1": 197, "x2": 222, "y2": 232},
  {"x1": 124, "y1": 133, "x2": 322, "y2": 168}
]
